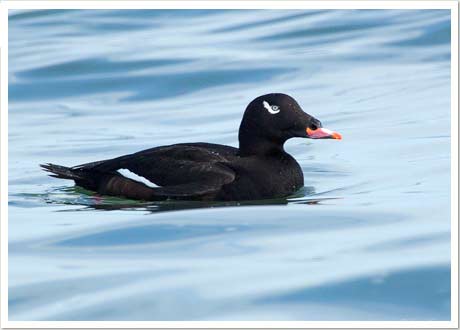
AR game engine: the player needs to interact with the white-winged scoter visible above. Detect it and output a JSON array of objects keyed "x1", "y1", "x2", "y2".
[{"x1": 41, "y1": 93, "x2": 341, "y2": 201}]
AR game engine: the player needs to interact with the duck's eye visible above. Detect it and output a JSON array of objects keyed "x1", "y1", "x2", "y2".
[
  {"x1": 310, "y1": 123, "x2": 318, "y2": 130},
  {"x1": 263, "y1": 101, "x2": 281, "y2": 114}
]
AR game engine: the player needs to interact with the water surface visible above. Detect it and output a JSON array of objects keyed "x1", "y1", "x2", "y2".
[{"x1": 8, "y1": 9, "x2": 451, "y2": 321}]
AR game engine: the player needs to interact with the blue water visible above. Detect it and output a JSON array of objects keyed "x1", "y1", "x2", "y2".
[{"x1": 8, "y1": 9, "x2": 451, "y2": 321}]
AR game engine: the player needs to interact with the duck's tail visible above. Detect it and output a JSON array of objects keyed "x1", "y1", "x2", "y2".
[
  {"x1": 40, "y1": 163, "x2": 83, "y2": 180},
  {"x1": 40, "y1": 163, "x2": 155, "y2": 200}
]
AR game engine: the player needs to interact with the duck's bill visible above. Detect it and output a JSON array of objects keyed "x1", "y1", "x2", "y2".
[{"x1": 306, "y1": 127, "x2": 342, "y2": 140}]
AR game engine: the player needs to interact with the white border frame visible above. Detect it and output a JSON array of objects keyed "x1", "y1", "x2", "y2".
[{"x1": 0, "y1": 1, "x2": 458, "y2": 328}]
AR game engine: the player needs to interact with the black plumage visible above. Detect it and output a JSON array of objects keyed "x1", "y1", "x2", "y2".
[{"x1": 41, "y1": 93, "x2": 341, "y2": 201}]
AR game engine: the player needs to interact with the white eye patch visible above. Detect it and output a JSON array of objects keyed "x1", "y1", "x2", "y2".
[
  {"x1": 117, "y1": 168, "x2": 160, "y2": 188},
  {"x1": 263, "y1": 101, "x2": 280, "y2": 114}
]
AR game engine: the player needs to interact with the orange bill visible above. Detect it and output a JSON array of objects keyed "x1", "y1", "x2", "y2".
[{"x1": 306, "y1": 127, "x2": 342, "y2": 140}]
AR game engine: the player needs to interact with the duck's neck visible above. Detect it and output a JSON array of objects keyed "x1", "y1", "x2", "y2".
[{"x1": 238, "y1": 127, "x2": 286, "y2": 157}]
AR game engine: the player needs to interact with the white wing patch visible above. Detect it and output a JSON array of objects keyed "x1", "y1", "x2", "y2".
[
  {"x1": 263, "y1": 100, "x2": 280, "y2": 114},
  {"x1": 117, "y1": 168, "x2": 160, "y2": 188}
]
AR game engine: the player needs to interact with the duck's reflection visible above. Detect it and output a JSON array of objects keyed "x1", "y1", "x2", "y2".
[{"x1": 37, "y1": 185, "x2": 339, "y2": 213}]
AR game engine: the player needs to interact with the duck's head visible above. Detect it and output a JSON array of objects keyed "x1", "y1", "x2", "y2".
[{"x1": 238, "y1": 93, "x2": 341, "y2": 155}]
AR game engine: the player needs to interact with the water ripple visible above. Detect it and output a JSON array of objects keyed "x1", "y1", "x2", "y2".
[{"x1": 8, "y1": 8, "x2": 451, "y2": 321}]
